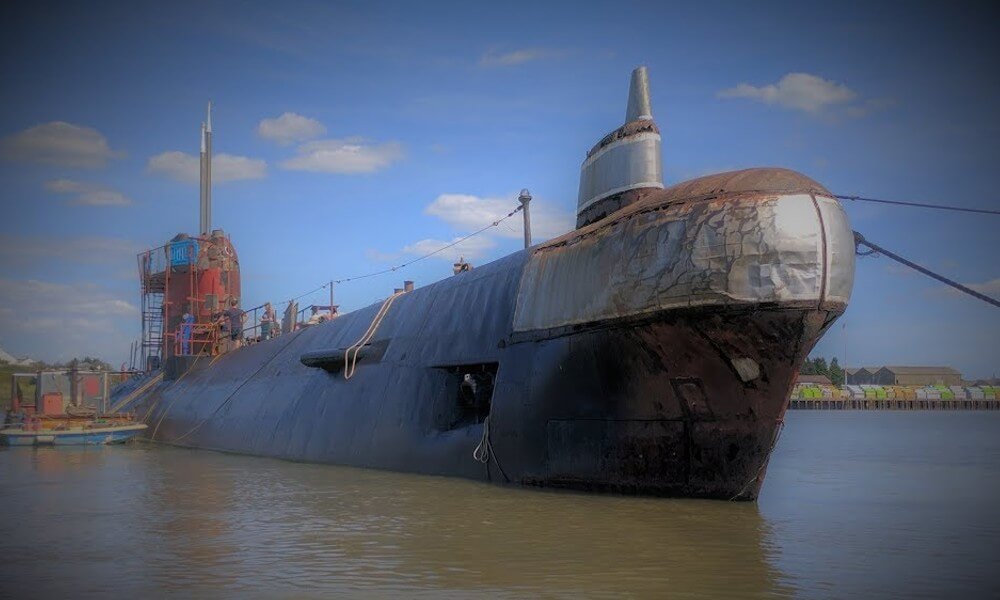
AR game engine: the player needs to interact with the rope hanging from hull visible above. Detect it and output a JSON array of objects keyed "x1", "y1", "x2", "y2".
[{"x1": 343, "y1": 291, "x2": 406, "y2": 380}]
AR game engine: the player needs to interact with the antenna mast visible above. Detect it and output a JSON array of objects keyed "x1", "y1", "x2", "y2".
[{"x1": 199, "y1": 101, "x2": 213, "y2": 236}]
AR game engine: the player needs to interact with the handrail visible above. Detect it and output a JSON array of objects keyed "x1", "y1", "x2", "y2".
[{"x1": 171, "y1": 322, "x2": 221, "y2": 356}]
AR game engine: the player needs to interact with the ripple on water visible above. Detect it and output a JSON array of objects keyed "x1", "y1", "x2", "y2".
[{"x1": 1, "y1": 411, "x2": 998, "y2": 599}]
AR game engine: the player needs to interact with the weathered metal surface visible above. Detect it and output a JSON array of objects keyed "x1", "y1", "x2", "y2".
[
  {"x1": 516, "y1": 174, "x2": 853, "y2": 333},
  {"x1": 577, "y1": 67, "x2": 663, "y2": 219},
  {"x1": 577, "y1": 130, "x2": 662, "y2": 214},
  {"x1": 625, "y1": 66, "x2": 653, "y2": 122}
]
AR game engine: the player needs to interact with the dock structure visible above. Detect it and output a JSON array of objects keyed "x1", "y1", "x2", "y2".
[
  {"x1": 789, "y1": 397, "x2": 1000, "y2": 410},
  {"x1": 790, "y1": 383, "x2": 1000, "y2": 410}
]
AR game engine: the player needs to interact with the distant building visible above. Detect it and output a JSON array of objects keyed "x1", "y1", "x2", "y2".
[
  {"x1": 846, "y1": 367, "x2": 879, "y2": 385},
  {"x1": 796, "y1": 374, "x2": 832, "y2": 386},
  {"x1": 0, "y1": 346, "x2": 36, "y2": 367},
  {"x1": 848, "y1": 366, "x2": 962, "y2": 386}
]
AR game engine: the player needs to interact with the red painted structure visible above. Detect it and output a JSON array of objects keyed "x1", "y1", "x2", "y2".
[{"x1": 138, "y1": 229, "x2": 241, "y2": 368}]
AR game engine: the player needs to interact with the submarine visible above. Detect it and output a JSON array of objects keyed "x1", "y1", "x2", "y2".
[{"x1": 120, "y1": 67, "x2": 855, "y2": 500}]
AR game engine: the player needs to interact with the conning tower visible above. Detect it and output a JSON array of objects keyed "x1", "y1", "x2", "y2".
[
  {"x1": 577, "y1": 66, "x2": 664, "y2": 227},
  {"x1": 137, "y1": 103, "x2": 240, "y2": 371}
]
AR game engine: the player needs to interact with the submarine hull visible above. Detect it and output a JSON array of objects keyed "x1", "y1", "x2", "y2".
[
  {"x1": 127, "y1": 169, "x2": 854, "y2": 501},
  {"x1": 511, "y1": 305, "x2": 835, "y2": 499}
]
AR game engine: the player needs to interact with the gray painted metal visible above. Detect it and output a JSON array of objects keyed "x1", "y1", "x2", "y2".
[
  {"x1": 578, "y1": 66, "x2": 663, "y2": 217},
  {"x1": 577, "y1": 132, "x2": 663, "y2": 213},
  {"x1": 626, "y1": 66, "x2": 653, "y2": 122},
  {"x1": 200, "y1": 102, "x2": 212, "y2": 236},
  {"x1": 519, "y1": 189, "x2": 532, "y2": 248}
]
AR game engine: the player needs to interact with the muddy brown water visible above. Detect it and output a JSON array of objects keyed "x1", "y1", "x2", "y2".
[{"x1": 1, "y1": 411, "x2": 998, "y2": 599}]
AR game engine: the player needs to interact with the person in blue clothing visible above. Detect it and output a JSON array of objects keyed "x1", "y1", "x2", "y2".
[{"x1": 181, "y1": 307, "x2": 195, "y2": 355}]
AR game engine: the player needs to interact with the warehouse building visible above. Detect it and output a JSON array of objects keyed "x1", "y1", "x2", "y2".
[
  {"x1": 847, "y1": 366, "x2": 962, "y2": 386},
  {"x1": 845, "y1": 367, "x2": 878, "y2": 385}
]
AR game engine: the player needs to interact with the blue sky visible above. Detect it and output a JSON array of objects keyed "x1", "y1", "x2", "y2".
[{"x1": 0, "y1": 1, "x2": 997, "y2": 378}]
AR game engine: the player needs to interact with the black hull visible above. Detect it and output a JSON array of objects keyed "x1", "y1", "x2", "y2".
[
  {"x1": 125, "y1": 169, "x2": 854, "y2": 501},
  {"x1": 129, "y1": 259, "x2": 837, "y2": 501}
]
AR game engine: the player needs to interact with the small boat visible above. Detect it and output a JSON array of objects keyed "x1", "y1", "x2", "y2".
[{"x1": 0, "y1": 419, "x2": 147, "y2": 446}]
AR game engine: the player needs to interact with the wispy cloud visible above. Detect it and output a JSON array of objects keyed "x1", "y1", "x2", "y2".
[
  {"x1": 280, "y1": 138, "x2": 404, "y2": 174},
  {"x1": 928, "y1": 276, "x2": 1000, "y2": 303},
  {"x1": 402, "y1": 236, "x2": 497, "y2": 262},
  {"x1": 718, "y1": 73, "x2": 880, "y2": 117},
  {"x1": 425, "y1": 193, "x2": 574, "y2": 241},
  {"x1": 257, "y1": 112, "x2": 327, "y2": 145},
  {"x1": 478, "y1": 47, "x2": 562, "y2": 67},
  {"x1": 147, "y1": 151, "x2": 267, "y2": 183},
  {"x1": 0, "y1": 278, "x2": 137, "y2": 363},
  {"x1": 0, "y1": 234, "x2": 141, "y2": 269},
  {"x1": 963, "y1": 278, "x2": 1000, "y2": 298},
  {"x1": 0, "y1": 279, "x2": 137, "y2": 318},
  {"x1": 43, "y1": 178, "x2": 133, "y2": 206},
  {"x1": 0, "y1": 121, "x2": 121, "y2": 168},
  {"x1": 377, "y1": 193, "x2": 574, "y2": 264}
]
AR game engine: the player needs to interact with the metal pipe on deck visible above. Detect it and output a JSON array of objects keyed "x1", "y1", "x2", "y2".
[{"x1": 519, "y1": 189, "x2": 532, "y2": 248}]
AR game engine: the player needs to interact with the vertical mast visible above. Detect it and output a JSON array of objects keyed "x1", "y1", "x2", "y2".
[
  {"x1": 200, "y1": 101, "x2": 213, "y2": 236},
  {"x1": 199, "y1": 122, "x2": 207, "y2": 235}
]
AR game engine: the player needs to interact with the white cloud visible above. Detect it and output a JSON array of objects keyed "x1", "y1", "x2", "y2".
[
  {"x1": 257, "y1": 112, "x2": 327, "y2": 145},
  {"x1": 425, "y1": 193, "x2": 574, "y2": 241},
  {"x1": 43, "y1": 178, "x2": 133, "y2": 206},
  {"x1": 281, "y1": 137, "x2": 404, "y2": 174},
  {"x1": 718, "y1": 73, "x2": 857, "y2": 114},
  {"x1": 147, "y1": 151, "x2": 267, "y2": 183},
  {"x1": 385, "y1": 193, "x2": 574, "y2": 264},
  {"x1": 479, "y1": 48, "x2": 558, "y2": 67},
  {"x1": 933, "y1": 277, "x2": 1000, "y2": 303},
  {"x1": 0, "y1": 279, "x2": 137, "y2": 321},
  {"x1": 0, "y1": 121, "x2": 121, "y2": 168},
  {"x1": 0, "y1": 234, "x2": 141, "y2": 269},
  {"x1": 0, "y1": 278, "x2": 137, "y2": 364},
  {"x1": 402, "y1": 235, "x2": 496, "y2": 262}
]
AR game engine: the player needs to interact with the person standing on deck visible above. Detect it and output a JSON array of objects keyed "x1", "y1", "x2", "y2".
[
  {"x1": 180, "y1": 307, "x2": 195, "y2": 354},
  {"x1": 260, "y1": 302, "x2": 275, "y2": 341},
  {"x1": 224, "y1": 298, "x2": 244, "y2": 349}
]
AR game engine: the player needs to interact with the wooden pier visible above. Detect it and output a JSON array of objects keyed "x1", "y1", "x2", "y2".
[{"x1": 789, "y1": 398, "x2": 1000, "y2": 410}]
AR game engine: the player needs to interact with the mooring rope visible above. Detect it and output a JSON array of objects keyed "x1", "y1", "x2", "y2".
[
  {"x1": 148, "y1": 351, "x2": 219, "y2": 439},
  {"x1": 164, "y1": 332, "x2": 303, "y2": 445},
  {"x1": 729, "y1": 417, "x2": 785, "y2": 501},
  {"x1": 853, "y1": 231, "x2": 1000, "y2": 309},
  {"x1": 836, "y1": 194, "x2": 1000, "y2": 216},
  {"x1": 473, "y1": 414, "x2": 510, "y2": 482}
]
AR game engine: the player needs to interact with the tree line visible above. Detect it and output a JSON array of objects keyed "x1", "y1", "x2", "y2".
[
  {"x1": 0, "y1": 356, "x2": 113, "y2": 370},
  {"x1": 801, "y1": 356, "x2": 846, "y2": 386}
]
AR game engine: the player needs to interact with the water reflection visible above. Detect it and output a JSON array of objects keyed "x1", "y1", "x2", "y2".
[
  {"x1": 5, "y1": 412, "x2": 1000, "y2": 598},
  {"x1": 1, "y1": 445, "x2": 790, "y2": 598}
]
